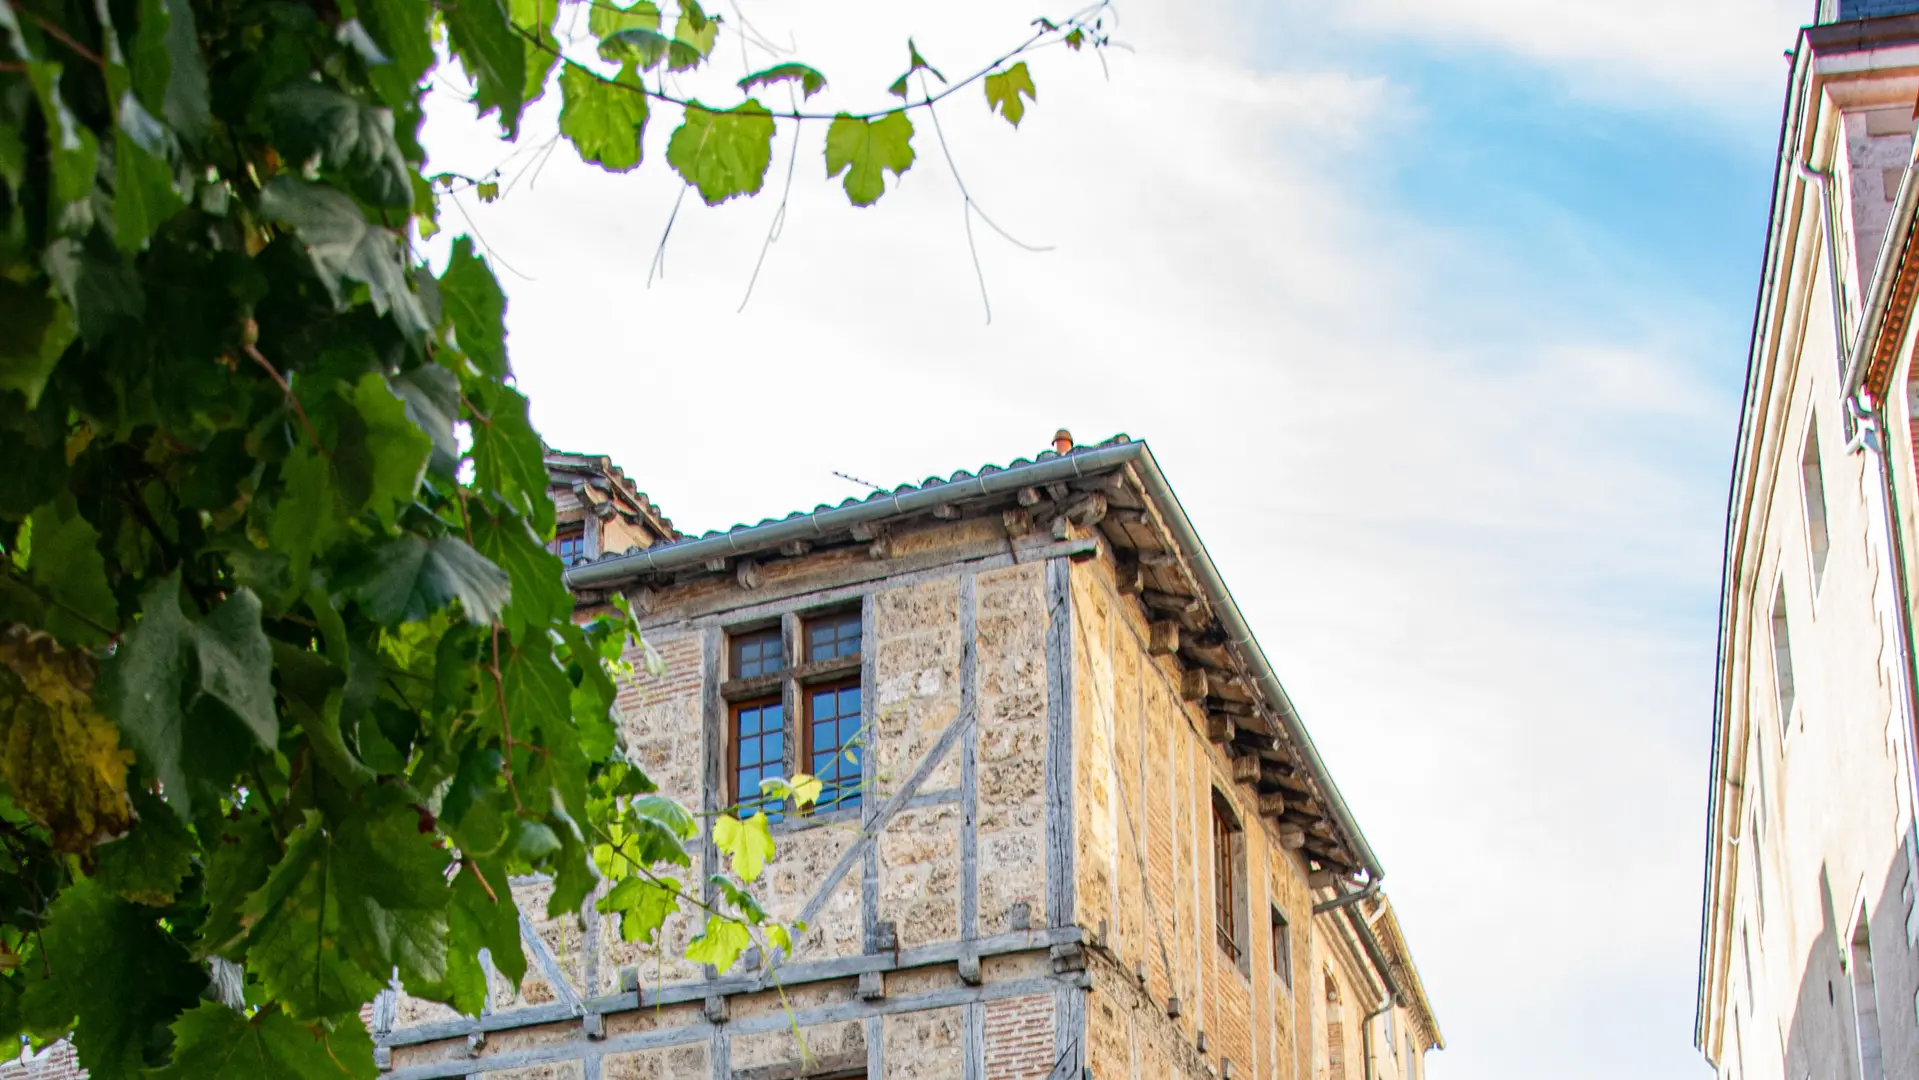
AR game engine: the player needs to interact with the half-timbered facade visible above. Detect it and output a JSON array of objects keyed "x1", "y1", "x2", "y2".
[{"x1": 362, "y1": 434, "x2": 1440, "y2": 1080}]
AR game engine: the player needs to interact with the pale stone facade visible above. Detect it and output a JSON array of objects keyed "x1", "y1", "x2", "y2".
[
  {"x1": 323, "y1": 436, "x2": 1442, "y2": 1080},
  {"x1": 1698, "y1": 6, "x2": 1919, "y2": 1080}
]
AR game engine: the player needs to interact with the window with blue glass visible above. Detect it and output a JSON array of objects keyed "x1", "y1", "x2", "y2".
[
  {"x1": 554, "y1": 524, "x2": 587, "y2": 567},
  {"x1": 732, "y1": 627, "x2": 785, "y2": 679},
  {"x1": 730, "y1": 698, "x2": 785, "y2": 820},
  {"x1": 807, "y1": 680, "x2": 863, "y2": 812},
  {"x1": 806, "y1": 612, "x2": 862, "y2": 663}
]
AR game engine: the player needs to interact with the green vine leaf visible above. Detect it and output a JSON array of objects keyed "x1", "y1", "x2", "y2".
[
  {"x1": 444, "y1": 0, "x2": 528, "y2": 135},
  {"x1": 600, "y1": 876, "x2": 681, "y2": 944},
  {"x1": 0, "y1": 281, "x2": 76, "y2": 409},
  {"x1": 560, "y1": 61, "x2": 650, "y2": 172},
  {"x1": 438, "y1": 236, "x2": 510, "y2": 379},
  {"x1": 258, "y1": 177, "x2": 429, "y2": 338},
  {"x1": 589, "y1": 0, "x2": 661, "y2": 39},
  {"x1": 599, "y1": 27, "x2": 672, "y2": 70},
  {"x1": 267, "y1": 84, "x2": 414, "y2": 209},
  {"x1": 983, "y1": 61, "x2": 1036, "y2": 128},
  {"x1": 825, "y1": 111, "x2": 914, "y2": 207},
  {"x1": 668, "y1": 0, "x2": 718, "y2": 72},
  {"x1": 684, "y1": 913, "x2": 751, "y2": 971},
  {"x1": 666, "y1": 99, "x2": 775, "y2": 205},
  {"x1": 159, "y1": 1001, "x2": 376, "y2": 1080},
  {"x1": 100, "y1": 575, "x2": 279, "y2": 817},
  {"x1": 738, "y1": 62, "x2": 826, "y2": 99},
  {"x1": 91, "y1": 790, "x2": 194, "y2": 906},
  {"x1": 712, "y1": 810, "x2": 775, "y2": 883},
  {"x1": 22, "y1": 496, "x2": 116, "y2": 647},
  {"x1": 343, "y1": 535, "x2": 511, "y2": 625},
  {"x1": 18, "y1": 879, "x2": 206, "y2": 1079},
  {"x1": 887, "y1": 38, "x2": 945, "y2": 98}
]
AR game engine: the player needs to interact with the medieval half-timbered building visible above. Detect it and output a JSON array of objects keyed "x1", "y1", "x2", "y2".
[{"x1": 356, "y1": 433, "x2": 1442, "y2": 1080}]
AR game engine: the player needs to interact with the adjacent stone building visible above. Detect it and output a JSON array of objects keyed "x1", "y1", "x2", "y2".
[
  {"x1": 363, "y1": 433, "x2": 1440, "y2": 1080},
  {"x1": 1698, "y1": 4, "x2": 1919, "y2": 1079}
]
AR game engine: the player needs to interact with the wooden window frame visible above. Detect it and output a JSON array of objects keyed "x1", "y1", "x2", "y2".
[
  {"x1": 803, "y1": 676, "x2": 864, "y2": 812},
  {"x1": 723, "y1": 611, "x2": 865, "y2": 819},
  {"x1": 1271, "y1": 905, "x2": 1292, "y2": 989},
  {"x1": 803, "y1": 609, "x2": 863, "y2": 665},
  {"x1": 554, "y1": 522, "x2": 587, "y2": 567},
  {"x1": 1213, "y1": 790, "x2": 1242, "y2": 964},
  {"x1": 728, "y1": 695, "x2": 786, "y2": 816}
]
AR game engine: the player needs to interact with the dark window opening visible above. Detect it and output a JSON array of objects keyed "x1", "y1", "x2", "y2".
[
  {"x1": 1272, "y1": 906, "x2": 1292, "y2": 989},
  {"x1": 732, "y1": 627, "x2": 786, "y2": 679},
  {"x1": 554, "y1": 524, "x2": 587, "y2": 567},
  {"x1": 730, "y1": 698, "x2": 785, "y2": 820},
  {"x1": 807, "y1": 679, "x2": 863, "y2": 812},
  {"x1": 1213, "y1": 791, "x2": 1242, "y2": 963}
]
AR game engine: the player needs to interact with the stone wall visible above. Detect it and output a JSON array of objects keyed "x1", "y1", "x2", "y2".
[
  {"x1": 378, "y1": 519, "x2": 1075, "y2": 1078},
  {"x1": 1069, "y1": 551, "x2": 1315, "y2": 1080}
]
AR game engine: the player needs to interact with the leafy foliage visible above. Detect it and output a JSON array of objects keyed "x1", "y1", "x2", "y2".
[
  {"x1": 984, "y1": 62, "x2": 1037, "y2": 128},
  {"x1": 0, "y1": 0, "x2": 1105, "y2": 1070},
  {"x1": 826, "y1": 112, "x2": 916, "y2": 208}
]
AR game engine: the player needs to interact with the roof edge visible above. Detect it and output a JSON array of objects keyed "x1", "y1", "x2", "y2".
[{"x1": 564, "y1": 440, "x2": 1385, "y2": 883}]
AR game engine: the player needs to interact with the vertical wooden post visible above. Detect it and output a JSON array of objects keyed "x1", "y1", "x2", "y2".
[
  {"x1": 1045, "y1": 557, "x2": 1077, "y2": 929},
  {"x1": 960, "y1": 572, "x2": 980, "y2": 976}
]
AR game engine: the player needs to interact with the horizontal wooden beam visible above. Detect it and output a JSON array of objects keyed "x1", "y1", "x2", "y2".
[
  {"x1": 1142, "y1": 589, "x2": 1201, "y2": 614},
  {"x1": 381, "y1": 926, "x2": 1087, "y2": 1051},
  {"x1": 1148, "y1": 620, "x2": 1180, "y2": 656},
  {"x1": 1180, "y1": 668, "x2": 1208, "y2": 701},
  {"x1": 1232, "y1": 755, "x2": 1260, "y2": 783},
  {"x1": 384, "y1": 969, "x2": 1091, "y2": 1080}
]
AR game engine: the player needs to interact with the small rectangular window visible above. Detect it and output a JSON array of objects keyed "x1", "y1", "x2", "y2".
[
  {"x1": 554, "y1": 524, "x2": 586, "y2": 567},
  {"x1": 1852, "y1": 908, "x2": 1884, "y2": 1080},
  {"x1": 806, "y1": 612, "x2": 862, "y2": 663},
  {"x1": 730, "y1": 698, "x2": 785, "y2": 820},
  {"x1": 1771, "y1": 583, "x2": 1795, "y2": 732},
  {"x1": 1803, "y1": 420, "x2": 1830, "y2": 587},
  {"x1": 731, "y1": 627, "x2": 785, "y2": 679},
  {"x1": 1212, "y1": 792, "x2": 1242, "y2": 963},
  {"x1": 806, "y1": 679, "x2": 863, "y2": 811},
  {"x1": 1271, "y1": 907, "x2": 1292, "y2": 989}
]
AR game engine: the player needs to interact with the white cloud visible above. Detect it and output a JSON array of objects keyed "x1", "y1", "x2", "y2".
[
  {"x1": 421, "y1": 0, "x2": 1747, "y2": 1074},
  {"x1": 1330, "y1": 0, "x2": 1808, "y2": 113}
]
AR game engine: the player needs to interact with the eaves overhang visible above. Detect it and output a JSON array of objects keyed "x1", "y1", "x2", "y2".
[{"x1": 564, "y1": 439, "x2": 1386, "y2": 885}]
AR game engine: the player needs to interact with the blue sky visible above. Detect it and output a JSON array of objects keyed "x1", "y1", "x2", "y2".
[{"x1": 422, "y1": 0, "x2": 1809, "y2": 1074}]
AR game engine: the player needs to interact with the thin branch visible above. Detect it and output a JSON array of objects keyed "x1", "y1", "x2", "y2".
[
  {"x1": 487, "y1": 627, "x2": 525, "y2": 811},
  {"x1": 647, "y1": 185, "x2": 688, "y2": 287},
  {"x1": 512, "y1": 0, "x2": 1111, "y2": 123},
  {"x1": 446, "y1": 190, "x2": 537, "y2": 281},
  {"x1": 922, "y1": 90, "x2": 991, "y2": 324},
  {"x1": 920, "y1": 75, "x2": 1053, "y2": 254},
  {"x1": 26, "y1": 13, "x2": 104, "y2": 67},
  {"x1": 737, "y1": 102, "x2": 800, "y2": 313},
  {"x1": 244, "y1": 343, "x2": 328, "y2": 458}
]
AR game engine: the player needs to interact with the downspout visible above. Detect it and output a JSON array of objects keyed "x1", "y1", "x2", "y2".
[
  {"x1": 1837, "y1": 129, "x2": 1919, "y2": 946},
  {"x1": 1797, "y1": 158, "x2": 1850, "y2": 368},
  {"x1": 1317, "y1": 879, "x2": 1404, "y2": 1080},
  {"x1": 1361, "y1": 999, "x2": 1391, "y2": 1080},
  {"x1": 1850, "y1": 388, "x2": 1919, "y2": 946}
]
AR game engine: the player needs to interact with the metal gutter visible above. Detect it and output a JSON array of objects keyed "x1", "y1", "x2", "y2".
[
  {"x1": 1128, "y1": 443, "x2": 1388, "y2": 884},
  {"x1": 564, "y1": 439, "x2": 1387, "y2": 884},
  {"x1": 563, "y1": 441, "x2": 1150, "y2": 588},
  {"x1": 1697, "y1": 28, "x2": 1811, "y2": 1053}
]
